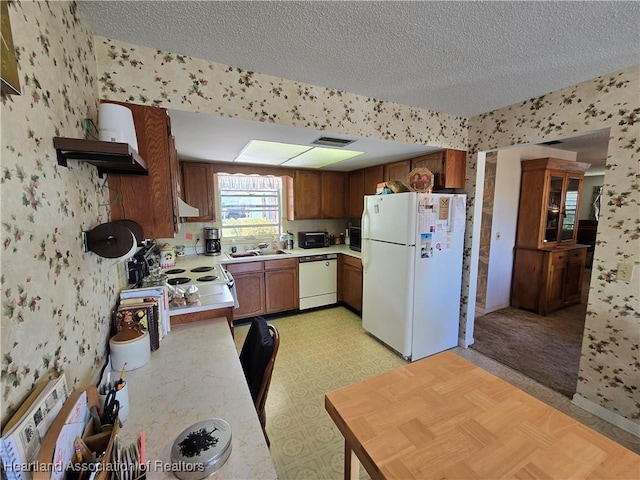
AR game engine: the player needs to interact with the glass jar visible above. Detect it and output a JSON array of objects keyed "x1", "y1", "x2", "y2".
[{"x1": 142, "y1": 268, "x2": 168, "y2": 287}]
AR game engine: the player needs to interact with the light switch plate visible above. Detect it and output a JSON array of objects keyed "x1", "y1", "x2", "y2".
[{"x1": 617, "y1": 262, "x2": 634, "y2": 282}]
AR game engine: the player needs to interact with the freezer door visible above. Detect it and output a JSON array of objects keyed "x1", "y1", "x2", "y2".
[
  {"x1": 362, "y1": 239, "x2": 415, "y2": 357},
  {"x1": 362, "y1": 192, "x2": 417, "y2": 245}
]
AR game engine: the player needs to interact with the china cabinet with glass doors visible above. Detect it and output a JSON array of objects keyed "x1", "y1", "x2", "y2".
[{"x1": 511, "y1": 158, "x2": 590, "y2": 315}]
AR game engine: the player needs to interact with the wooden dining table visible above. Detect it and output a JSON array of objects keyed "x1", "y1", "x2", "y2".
[{"x1": 325, "y1": 351, "x2": 639, "y2": 479}]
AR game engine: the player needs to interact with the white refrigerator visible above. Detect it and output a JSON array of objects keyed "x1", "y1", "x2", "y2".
[{"x1": 361, "y1": 192, "x2": 466, "y2": 361}]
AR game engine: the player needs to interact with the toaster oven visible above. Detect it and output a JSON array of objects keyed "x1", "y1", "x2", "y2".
[{"x1": 298, "y1": 231, "x2": 330, "y2": 249}]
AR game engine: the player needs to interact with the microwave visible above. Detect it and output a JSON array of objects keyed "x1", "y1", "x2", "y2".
[
  {"x1": 298, "y1": 231, "x2": 329, "y2": 249},
  {"x1": 349, "y1": 226, "x2": 361, "y2": 252}
]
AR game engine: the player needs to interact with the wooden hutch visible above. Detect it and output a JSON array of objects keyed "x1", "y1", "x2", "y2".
[{"x1": 511, "y1": 158, "x2": 590, "y2": 316}]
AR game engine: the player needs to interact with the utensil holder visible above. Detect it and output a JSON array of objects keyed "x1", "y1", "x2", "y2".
[{"x1": 98, "y1": 372, "x2": 130, "y2": 423}]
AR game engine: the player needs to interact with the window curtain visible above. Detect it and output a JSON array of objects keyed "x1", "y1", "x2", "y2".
[{"x1": 218, "y1": 173, "x2": 281, "y2": 191}]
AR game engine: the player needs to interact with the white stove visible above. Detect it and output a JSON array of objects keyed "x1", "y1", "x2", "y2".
[{"x1": 163, "y1": 256, "x2": 235, "y2": 316}]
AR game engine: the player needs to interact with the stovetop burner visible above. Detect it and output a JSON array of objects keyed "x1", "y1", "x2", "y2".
[
  {"x1": 196, "y1": 275, "x2": 219, "y2": 282},
  {"x1": 167, "y1": 277, "x2": 191, "y2": 286},
  {"x1": 191, "y1": 266, "x2": 215, "y2": 273},
  {"x1": 165, "y1": 268, "x2": 186, "y2": 275}
]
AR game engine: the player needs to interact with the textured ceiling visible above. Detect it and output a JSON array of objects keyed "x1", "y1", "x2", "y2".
[
  {"x1": 78, "y1": 0, "x2": 639, "y2": 117},
  {"x1": 77, "y1": 1, "x2": 633, "y2": 171}
]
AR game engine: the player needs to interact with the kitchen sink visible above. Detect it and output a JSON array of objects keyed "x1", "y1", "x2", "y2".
[
  {"x1": 229, "y1": 251, "x2": 260, "y2": 258},
  {"x1": 229, "y1": 249, "x2": 290, "y2": 258}
]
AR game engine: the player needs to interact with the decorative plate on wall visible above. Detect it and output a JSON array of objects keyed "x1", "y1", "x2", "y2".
[{"x1": 406, "y1": 167, "x2": 434, "y2": 193}]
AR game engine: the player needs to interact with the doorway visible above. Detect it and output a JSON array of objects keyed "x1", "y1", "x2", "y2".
[{"x1": 469, "y1": 130, "x2": 609, "y2": 397}]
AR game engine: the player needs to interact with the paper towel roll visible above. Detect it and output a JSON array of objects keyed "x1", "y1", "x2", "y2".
[
  {"x1": 115, "y1": 231, "x2": 138, "y2": 263},
  {"x1": 99, "y1": 103, "x2": 139, "y2": 152}
]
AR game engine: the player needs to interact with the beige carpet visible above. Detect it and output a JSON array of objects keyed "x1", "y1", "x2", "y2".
[
  {"x1": 471, "y1": 302, "x2": 585, "y2": 397},
  {"x1": 472, "y1": 268, "x2": 592, "y2": 398},
  {"x1": 234, "y1": 306, "x2": 639, "y2": 480}
]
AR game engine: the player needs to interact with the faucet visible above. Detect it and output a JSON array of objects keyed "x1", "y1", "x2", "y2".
[{"x1": 256, "y1": 242, "x2": 269, "y2": 249}]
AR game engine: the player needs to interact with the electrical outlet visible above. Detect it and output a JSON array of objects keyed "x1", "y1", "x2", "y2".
[{"x1": 617, "y1": 262, "x2": 634, "y2": 282}]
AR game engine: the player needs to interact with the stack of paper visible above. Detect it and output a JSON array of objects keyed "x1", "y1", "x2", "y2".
[{"x1": 0, "y1": 373, "x2": 68, "y2": 480}]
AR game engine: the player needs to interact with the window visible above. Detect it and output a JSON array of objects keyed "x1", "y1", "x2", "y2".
[{"x1": 218, "y1": 173, "x2": 282, "y2": 238}]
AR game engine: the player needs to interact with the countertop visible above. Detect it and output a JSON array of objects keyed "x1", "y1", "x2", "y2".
[
  {"x1": 114, "y1": 317, "x2": 277, "y2": 479},
  {"x1": 163, "y1": 246, "x2": 361, "y2": 317},
  {"x1": 219, "y1": 244, "x2": 362, "y2": 264}
]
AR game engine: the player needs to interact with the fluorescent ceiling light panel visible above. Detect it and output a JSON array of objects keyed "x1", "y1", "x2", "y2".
[
  {"x1": 235, "y1": 140, "x2": 311, "y2": 165},
  {"x1": 284, "y1": 147, "x2": 364, "y2": 168}
]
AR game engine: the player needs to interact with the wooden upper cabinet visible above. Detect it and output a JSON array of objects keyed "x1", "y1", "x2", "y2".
[
  {"x1": 410, "y1": 149, "x2": 466, "y2": 189},
  {"x1": 181, "y1": 161, "x2": 215, "y2": 222},
  {"x1": 106, "y1": 101, "x2": 179, "y2": 239},
  {"x1": 291, "y1": 170, "x2": 345, "y2": 219},
  {"x1": 293, "y1": 170, "x2": 322, "y2": 219},
  {"x1": 321, "y1": 171, "x2": 346, "y2": 218},
  {"x1": 348, "y1": 169, "x2": 365, "y2": 219},
  {"x1": 364, "y1": 165, "x2": 384, "y2": 195},
  {"x1": 384, "y1": 160, "x2": 411, "y2": 182},
  {"x1": 347, "y1": 165, "x2": 384, "y2": 220}
]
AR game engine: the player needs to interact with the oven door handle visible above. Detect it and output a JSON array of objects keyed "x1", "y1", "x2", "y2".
[{"x1": 223, "y1": 269, "x2": 239, "y2": 308}]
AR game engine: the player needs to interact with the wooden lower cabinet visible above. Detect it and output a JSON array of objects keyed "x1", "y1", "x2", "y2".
[
  {"x1": 170, "y1": 307, "x2": 234, "y2": 336},
  {"x1": 339, "y1": 254, "x2": 363, "y2": 313},
  {"x1": 233, "y1": 272, "x2": 266, "y2": 319},
  {"x1": 511, "y1": 246, "x2": 586, "y2": 316},
  {"x1": 226, "y1": 258, "x2": 298, "y2": 321},
  {"x1": 265, "y1": 258, "x2": 299, "y2": 313}
]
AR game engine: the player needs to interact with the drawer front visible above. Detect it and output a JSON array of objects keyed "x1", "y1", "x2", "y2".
[
  {"x1": 568, "y1": 248, "x2": 586, "y2": 263},
  {"x1": 550, "y1": 251, "x2": 567, "y2": 266},
  {"x1": 226, "y1": 260, "x2": 264, "y2": 274},
  {"x1": 341, "y1": 254, "x2": 362, "y2": 269},
  {"x1": 551, "y1": 248, "x2": 586, "y2": 266},
  {"x1": 264, "y1": 257, "x2": 298, "y2": 271}
]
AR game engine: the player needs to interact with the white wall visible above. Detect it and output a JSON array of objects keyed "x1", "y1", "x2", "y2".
[{"x1": 483, "y1": 146, "x2": 577, "y2": 313}]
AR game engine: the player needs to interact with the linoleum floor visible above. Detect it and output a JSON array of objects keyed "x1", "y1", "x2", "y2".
[{"x1": 234, "y1": 306, "x2": 639, "y2": 480}]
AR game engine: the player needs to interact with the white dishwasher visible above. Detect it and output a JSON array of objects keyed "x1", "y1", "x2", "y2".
[{"x1": 298, "y1": 253, "x2": 338, "y2": 310}]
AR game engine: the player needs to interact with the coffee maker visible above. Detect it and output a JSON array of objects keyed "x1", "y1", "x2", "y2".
[{"x1": 204, "y1": 227, "x2": 221, "y2": 256}]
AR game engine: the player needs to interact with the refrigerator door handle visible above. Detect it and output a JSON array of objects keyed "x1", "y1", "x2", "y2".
[
  {"x1": 361, "y1": 239, "x2": 367, "y2": 273},
  {"x1": 361, "y1": 200, "x2": 369, "y2": 273}
]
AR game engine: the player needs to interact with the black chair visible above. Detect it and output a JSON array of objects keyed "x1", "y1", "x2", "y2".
[{"x1": 239, "y1": 317, "x2": 280, "y2": 447}]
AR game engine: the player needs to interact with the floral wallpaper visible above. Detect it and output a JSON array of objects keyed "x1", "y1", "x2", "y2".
[
  {"x1": 95, "y1": 37, "x2": 639, "y2": 424},
  {"x1": 3, "y1": 7, "x2": 632, "y2": 426},
  {"x1": 1, "y1": 2, "x2": 117, "y2": 422},
  {"x1": 94, "y1": 38, "x2": 468, "y2": 151},
  {"x1": 468, "y1": 67, "x2": 639, "y2": 423}
]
